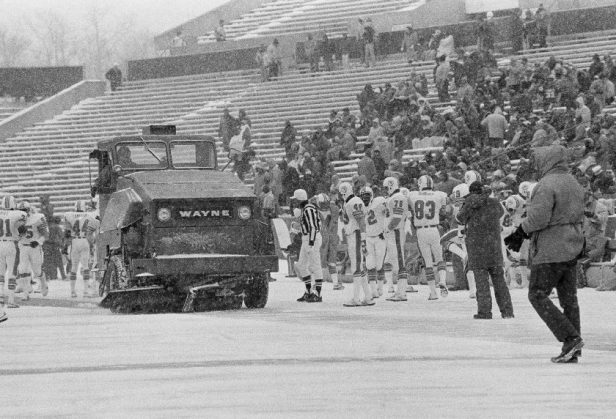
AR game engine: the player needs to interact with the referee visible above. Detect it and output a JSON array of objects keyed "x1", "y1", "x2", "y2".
[{"x1": 293, "y1": 189, "x2": 323, "y2": 303}]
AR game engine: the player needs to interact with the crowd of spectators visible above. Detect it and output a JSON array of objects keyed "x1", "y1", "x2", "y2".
[{"x1": 233, "y1": 47, "x2": 616, "y2": 235}]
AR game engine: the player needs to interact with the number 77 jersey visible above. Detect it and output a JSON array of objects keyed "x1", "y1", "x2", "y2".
[{"x1": 408, "y1": 190, "x2": 448, "y2": 228}]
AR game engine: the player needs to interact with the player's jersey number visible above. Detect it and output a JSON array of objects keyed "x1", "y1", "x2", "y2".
[
  {"x1": 367, "y1": 210, "x2": 377, "y2": 225},
  {"x1": 0, "y1": 219, "x2": 12, "y2": 238},
  {"x1": 414, "y1": 200, "x2": 436, "y2": 220}
]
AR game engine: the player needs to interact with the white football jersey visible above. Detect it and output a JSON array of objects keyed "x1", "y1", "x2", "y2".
[
  {"x1": 64, "y1": 211, "x2": 98, "y2": 238},
  {"x1": 0, "y1": 209, "x2": 27, "y2": 241},
  {"x1": 341, "y1": 196, "x2": 365, "y2": 234},
  {"x1": 408, "y1": 190, "x2": 447, "y2": 227},
  {"x1": 19, "y1": 213, "x2": 48, "y2": 245},
  {"x1": 365, "y1": 196, "x2": 387, "y2": 236},
  {"x1": 386, "y1": 191, "x2": 408, "y2": 231}
]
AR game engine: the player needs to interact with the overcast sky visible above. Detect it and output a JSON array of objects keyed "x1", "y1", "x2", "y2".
[{"x1": 0, "y1": 0, "x2": 231, "y2": 33}]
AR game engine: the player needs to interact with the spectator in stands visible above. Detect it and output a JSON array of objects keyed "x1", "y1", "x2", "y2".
[
  {"x1": 589, "y1": 54, "x2": 604, "y2": 79},
  {"x1": 270, "y1": 161, "x2": 283, "y2": 205},
  {"x1": 435, "y1": 55, "x2": 450, "y2": 102},
  {"x1": 522, "y1": 9, "x2": 536, "y2": 49},
  {"x1": 256, "y1": 45, "x2": 267, "y2": 81},
  {"x1": 510, "y1": 9, "x2": 525, "y2": 53},
  {"x1": 261, "y1": 185, "x2": 277, "y2": 219},
  {"x1": 456, "y1": 75, "x2": 474, "y2": 103},
  {"x1": 267, "y1": 38, "x2": 282, "y2": 79},
  {"x1": 339, "y1": 33, "x2": 353, "y2": 70},
  {"x1": 357, "y1": 149, "x2": 377, "y2": 184},
  {"x1": 253, "y1": 162, "x2": 270, "y2": 196},
  {"x1": 535, "y1": 4, "x2": 549, "y2": 49},
  {"x1": 341, "y1": 107, "x2": 356, "y2": 129},
  {"x1": 476, "y1": 14, "x2": 494, "y2": 52},
  {"x1": 305, "y1": 34, "x2": 318, "y2": 73},
  {"x1": 435, "y1": 171, "x2": 461, "y2": 196},
  {"x1": 218, "y1": 108, "x2": 237, "y2": 151},
  {"x1": 215, "y1": 20, "x2": 226, "y2": 42},
  {"x1": 575, "y1": 96, "x2": 592, "y2": 127},
  {"x1": 280, "y1": 120, "x2": 297, "y2": 156},
  {"x1": 105, "y1": 63, "x2": 122, "y2": 92},
  {"x1": 372, "y1": 148, "x2": 387, "y2": 182},
  {"x1": 401, "y1": 27, "x2": 418, "y2": 65},
  {"x1": 356, "y1": 18, "x2": 366, "y2": 64},
  {"x1": 172, "y1": 30, "x2": 185, "y2": 48},
  {"x1": 238, "y1": 109, "x2": 252, "y2": 127},
  {"x1": 319, "y1": 33, "x2": 334, "y2": 72},
  {"x1": 363, "y1": 18, "x2": 376, "y2": 67},
  {"x1": 481, "y1": 106, "x2": 508, "y2": 148}
]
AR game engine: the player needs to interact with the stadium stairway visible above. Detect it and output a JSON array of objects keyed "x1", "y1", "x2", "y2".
[
  {"x1": 0, "y1": 101, "x2": 27, "y2": 122},
  {"x1": 2, "y1": 30, "x2": 616, "y2": 213}
]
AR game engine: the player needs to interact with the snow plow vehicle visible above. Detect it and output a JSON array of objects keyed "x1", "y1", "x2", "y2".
[{"x1": 89, "y1": 126, "x2": 278, "y2": 313}]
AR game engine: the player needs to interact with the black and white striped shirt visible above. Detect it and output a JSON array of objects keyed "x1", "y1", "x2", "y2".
[{"x1": 301, "y1": 203, "x2": 321, "y2": 244}]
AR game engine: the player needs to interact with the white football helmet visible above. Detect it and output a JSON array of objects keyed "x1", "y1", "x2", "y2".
[
  {"x1": 451, "y1": 183, "x2": 470, "y2": 204},
  {"x1": 504, "y1": 195, "x2": 525, "y2": 212},
  {"x1": 418, "y1": 175, "x2": 434, "y2": 190},
  {"x1": 338, "y1": 182, "x2": 354, "y2": 200},
  {"x1": 383, "y1": 177, "x2": 399, "y2": 196},
  {"x1": 0, "y1": 195, "x2": 16, "y2": 210},
  {"x1": 518, "y1": 181, "x2": 536, "y2": 199},
  {"x1": 17, "y1": 200, "x2": 31, "y2": 213},
  {"x1": 359, "y1": 186, "x2": 373, "y2": 206},
  {"x1": 314, "y1": 193, "x2": 330, "y2": 211},
  {"x1": 464, "y1": 170, "x2": 482, "y2": 185}
]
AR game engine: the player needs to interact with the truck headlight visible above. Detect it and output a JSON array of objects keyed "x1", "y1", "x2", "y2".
[
  {"x1": 238, "y1": 206, "x2": 251, "y2": 220},
  {"x1": 157, "y1": 207, "x2": 171, "y2": 222}
]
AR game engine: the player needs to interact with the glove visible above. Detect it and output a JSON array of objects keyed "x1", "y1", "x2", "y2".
[
  {"x1": 361, "y1": 240, "x2": 367, "y2": 256},
  {"x1": 504, "y1": 226, "x2": 529, "y2": 252},
  {"x1": 584, "y1": 210, "x2": 594, "y2": 218},
  {"x1": 378, "y1": 232, "x2": 385, "y2": 240},
  {"x1": 30, "y1": 241, "x2": 40, "y2": 248},
  {"x1": 17, "y1": 225, "x2": 27, "y2": 235},
  {"x1": 308, "y1": 240, "x2": 314, "y2": 247}
]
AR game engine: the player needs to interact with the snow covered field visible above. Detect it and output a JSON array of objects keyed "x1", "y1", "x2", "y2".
[{"x1": 1, "y1": 267, "x2": 616, "y2": 418}]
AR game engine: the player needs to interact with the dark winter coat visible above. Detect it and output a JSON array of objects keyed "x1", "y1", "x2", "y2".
[
  {"x1": 456, "y1": 192, "x2": 504, "y2": 269},
  {"x1": 521, "y1": 145, "x2": 585, "y2": 265}
]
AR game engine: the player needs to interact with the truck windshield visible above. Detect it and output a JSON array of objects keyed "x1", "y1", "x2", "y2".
[
  {"x1": 170, "y1": 141, "x2": 216, "y2": 169},
  {"x1": 115, "y1": 142, "x2": 168, "y2": 169}
]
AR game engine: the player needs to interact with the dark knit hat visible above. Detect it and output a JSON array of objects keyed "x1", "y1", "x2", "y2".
[{"x1": 469, "y1": 181, "x2": 483, "y2": 194}]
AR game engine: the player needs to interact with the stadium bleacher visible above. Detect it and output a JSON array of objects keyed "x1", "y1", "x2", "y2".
[
  {"x1": 2, "y1": 26, "x2": 616, "y2": 213},
  {"x1": 198, "y1": 0, "x2": 420, "y2": 42}
]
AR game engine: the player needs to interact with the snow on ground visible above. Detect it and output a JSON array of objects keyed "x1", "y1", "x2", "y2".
[{"x1": 1, "y1": 264, "x2": 616, "y2": 417}]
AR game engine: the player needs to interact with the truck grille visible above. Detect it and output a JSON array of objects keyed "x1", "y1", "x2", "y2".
[{"x1": 153, "y1": 227, "x2": 253, "y2": 256}]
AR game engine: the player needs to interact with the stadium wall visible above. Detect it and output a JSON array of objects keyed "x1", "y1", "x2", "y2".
[
  {"x1": 0, "y1": 80, "x2": 106, "y2": 142},
  {"x1": 0, "y1": 66, "x2": 84, "y2": 101},
  {"x1": 154, "y1": 0, "x2": 270, "y2": 51}
]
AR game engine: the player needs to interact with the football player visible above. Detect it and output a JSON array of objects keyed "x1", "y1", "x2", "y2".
[
  {"x1": 64, "y1": 200, "x2": 99, "y2": 298},
  {"x1": 502, "y1": 193, "x2": 529, "y2": 288},
  {"x1": 315, "y1": 192, "x2": 343, "y2": 291},
  {"x1": 0, "y1": 195, "x2": 27, "y2": 309},
  {"x1": 340, "y1": 182, "x2": 374, "y2": 306},
  {"x1": 360, "y1": 186, "x2": 387, "y2": 298},
  {"x1": 383, "y1": 177, "x2": 410, "y2": 302},
  {"x1": 17, "y1": 201, "x2": 49, "y2": 300},
  {"x1": 408, "y1": 175, "x2": 449, "y2": 300}
]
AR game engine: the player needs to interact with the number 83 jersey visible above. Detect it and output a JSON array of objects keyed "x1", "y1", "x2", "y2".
[{"x1": 408, "y1": 190, "x2": 447, "y2": 228}]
